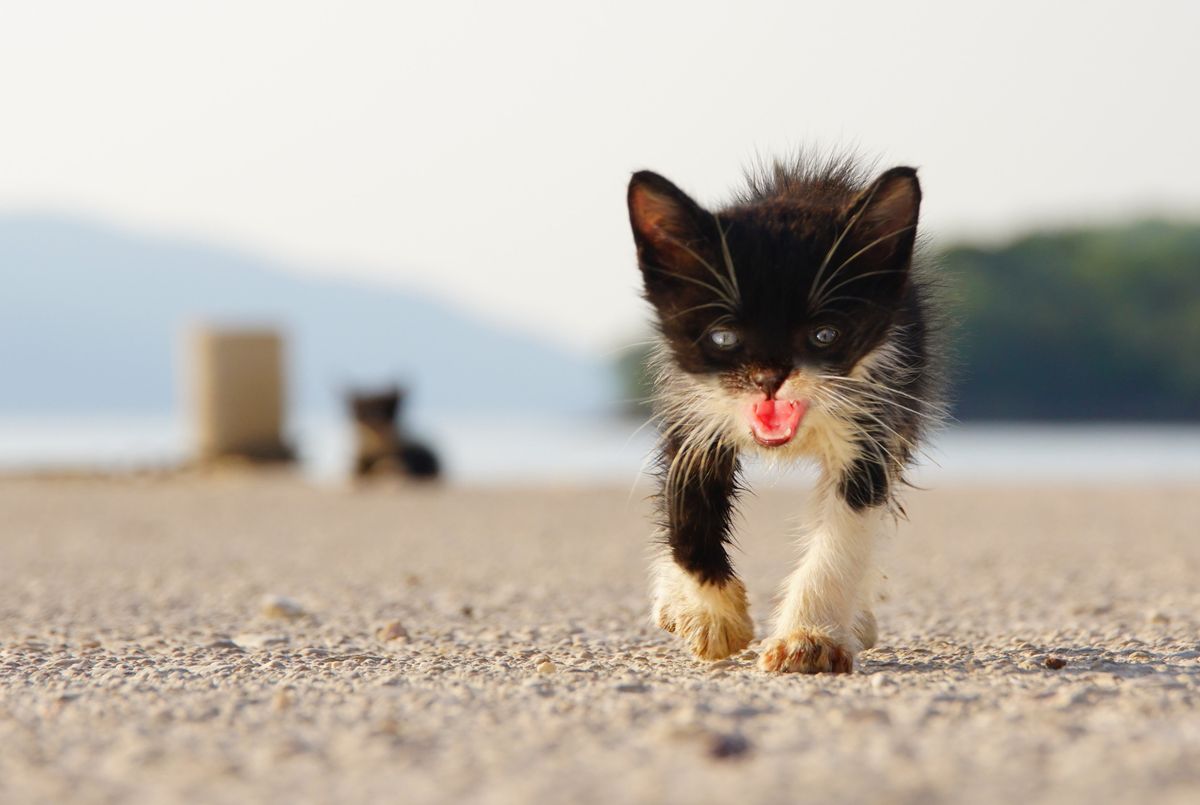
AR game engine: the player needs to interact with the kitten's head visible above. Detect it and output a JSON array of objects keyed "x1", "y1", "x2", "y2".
[
  {"x1": 627, "y1": 163, "x2": 922, "y2": 451},
  {"x1": 350, "y1": 387, "x2": 404, "y2": 426}
]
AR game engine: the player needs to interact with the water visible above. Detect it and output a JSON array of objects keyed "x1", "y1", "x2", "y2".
[{"x1": 1, "y1": 415, "x2": 1198, "y2": 485}]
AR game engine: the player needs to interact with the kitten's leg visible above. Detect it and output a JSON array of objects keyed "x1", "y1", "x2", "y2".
[
  {"x1": 759, "y1": 457, "x2": 888, "y2": 674},
  {"x1": 651, "y1": 437, "x2": 753, "y2": 661},
  {"x1": 852, "y1": 562, "x2": 883, "y2": 650},
  {"x1": 852, "y1": 606, "x2": 878, "y2": 651}
]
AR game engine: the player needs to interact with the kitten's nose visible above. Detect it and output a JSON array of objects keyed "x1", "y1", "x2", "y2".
[{"x1": 750, "y1": 368, "x2": 789, "y2": 398}]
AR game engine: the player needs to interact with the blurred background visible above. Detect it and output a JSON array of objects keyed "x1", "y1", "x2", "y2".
[{"x1": 2, "y1": 0, "x2": 1198, "y2": 484}]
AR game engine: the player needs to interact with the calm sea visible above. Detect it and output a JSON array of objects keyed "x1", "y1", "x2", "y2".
[{"x1": 1, "y1": 415, "x2": 1198, "y2": 485}]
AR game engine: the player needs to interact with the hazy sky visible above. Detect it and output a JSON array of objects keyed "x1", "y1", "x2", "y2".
[{"x1": 3, "y1": 1, "x2": 1198, "y2": 352}]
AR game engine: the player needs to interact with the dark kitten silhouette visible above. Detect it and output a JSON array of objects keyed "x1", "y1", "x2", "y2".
[
  {"x1": 627, "y1": 155, "x2": 946, "y2": 673},
  {"x1": 350, "y1": 387, "x2": 440, "y2": 480}
]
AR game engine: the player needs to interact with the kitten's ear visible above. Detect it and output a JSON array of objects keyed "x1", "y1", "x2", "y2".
[
  {"x1": 627, "y1": 171, "x2": 712, "y2": 269},
  {"x1": 843, "y1": 166, "x2": 922, "y2": 267}
]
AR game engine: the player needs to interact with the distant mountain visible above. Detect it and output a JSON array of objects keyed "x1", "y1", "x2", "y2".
[{"x1": 0, "y1": 214, "x2": 615, "y2": 416}]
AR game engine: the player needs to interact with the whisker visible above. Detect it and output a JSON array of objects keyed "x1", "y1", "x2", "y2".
[
  {"x1": 813, "y1": 265, "x2": 912, "y2": 308},
  {"x1": 815, "y1": 387, "x2": 914, "y2": 452},
  {"x1": 811, "y1": 295, "x2": 887, "y2": 317},
  {"x1": 624, "y1": 412, "x2": 667, "y2": 447},
  {"x1": 819, "y1": 375, "x2": 952, "y2": 418},
  {"x1": 808, "y1": 181, "x2": 884, "y2": 306},
  {"x1": 818, "y1": 384, "x2": 919, "y2": 442},
  {"x1": 658, "y1": 235, "x2": 738, "y2": 304},
  {"x1": 815, "y1": 382, "x2": 948, "y2": 473},
  {"x1": 599, "y1": 340, "x2": 659, "y2": 359},
  {"x1": 713, "y1": 214, "x2": 741, "y2": 300},
  {"x1": 662, "y1": 301, "x2": 735, "y2": 322},
  {"x1": 816, "y1": 403, "x2": 909, "y2": 475},
  {"x1": 826, "y1": 386, "x2": 946, "y2": 427},
  {"x1": 644, "y1": 263, "x2": 736, "y2": 309},
  {"x1": 810, "y1": 225, "x2": 916, "y2": 306}
]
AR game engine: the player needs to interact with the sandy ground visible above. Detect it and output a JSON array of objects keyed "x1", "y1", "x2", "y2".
[{"x1": 1, "y1": 475, "x2": 1198, "y2": 804}]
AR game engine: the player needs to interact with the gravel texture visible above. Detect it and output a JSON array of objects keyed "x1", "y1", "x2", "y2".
[{"x1": 1, "y1": 476, "x2": 1198, "y2": 804}]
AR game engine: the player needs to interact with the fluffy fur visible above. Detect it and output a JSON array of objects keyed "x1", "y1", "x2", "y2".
[{"x1": 628, "y1": 153, "x2": 947, "y2": 673}]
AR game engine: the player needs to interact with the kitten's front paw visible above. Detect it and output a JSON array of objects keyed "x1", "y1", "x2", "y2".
[
  {"x1": 758, "y1": 630, "x2": 853, "y2": 674},
  {"x1": 654, "y1": 579, "x2": 753, "y2": 661}
]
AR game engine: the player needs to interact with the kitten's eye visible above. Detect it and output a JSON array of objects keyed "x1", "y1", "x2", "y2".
[
  {"x1": 810, "y1": 326, "x2": 840, "y2": 347},
  {"x1": 708, "y1": 328, "x2": 741, "y2": 350}
]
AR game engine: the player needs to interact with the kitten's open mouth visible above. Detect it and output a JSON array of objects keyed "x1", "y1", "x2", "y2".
[{"x1": 747, "y1": 399, "x2": 808, "y2": 447}]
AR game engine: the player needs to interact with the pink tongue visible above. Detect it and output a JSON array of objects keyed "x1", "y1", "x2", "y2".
[{"x1": 749, "y1": 399, "x2": 807, "y2": 446}]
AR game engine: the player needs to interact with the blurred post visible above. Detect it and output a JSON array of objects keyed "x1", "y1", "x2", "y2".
[{"x1": 190, "y1": 327, "x2": 294, "y2": 464}]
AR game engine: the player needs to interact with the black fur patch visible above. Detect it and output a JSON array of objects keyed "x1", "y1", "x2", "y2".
[
  {"x1": 838, "y1": 453, "x2": 891, "y2": 511},
  {"x1": 655, "y1": 433, "x2": 741, "y2": 586}
]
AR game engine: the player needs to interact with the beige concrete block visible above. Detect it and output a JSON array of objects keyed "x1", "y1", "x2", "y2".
[{"x1": 189, "y1": 327, "x2": 293, "y2": 463}]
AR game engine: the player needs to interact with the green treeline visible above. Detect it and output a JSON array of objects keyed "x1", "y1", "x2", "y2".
[
  {"x1": 948, "y1": 220, "x2": 1199, "y2": 420},
  {"x1": 616, "y1": 220, "x2": 1200, "y2": 421}
]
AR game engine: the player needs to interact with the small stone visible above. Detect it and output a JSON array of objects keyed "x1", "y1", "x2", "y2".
[
  {"x1": 536, "y1": 660, "x2": 557, "y2": 675},
  {"x1": 272, "y1": 689, "x2": 294, "y2": 712},
  {"x1": 844, "y1": 708, "x2": 892, "y2": 725},
  {"x1": 1044, "y1": 656, "x2": 1067, "y2": 670},
  {"x1": 374, "y1": 717, "x2": 402, "y2": 737},
  {"x1": 42, "y1": 694, "x2": 79, "y2": 717},
  {"x1": 206, "y1": 638, "x2": 242, "y2": 650},
  {"x1": 376, "y1": 621, "x2": 409, "y2": 641},
  {"x1": 260, "y1": 595, "x2": 306, "y2": 620},
  {"x1": 460, "y1": 605, "x2": 475, "y2": 618},
  {"x1": 271, "y1": 737, "x2": 311, "y2": 759},
  {"x1": 614, "y1": 681, "x2": 649, "y2": 693},
  {"x1": 706, "y1": 731, "x2": 751, "y2": 760},
  {"x1": 1148, "y1": 610, "x2": 1170, "y2": 625},
  {"x1": 232, "y1": 633, "x2": 289, "y2": 650}
]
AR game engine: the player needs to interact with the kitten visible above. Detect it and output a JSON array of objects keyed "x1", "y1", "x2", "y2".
[
  {"x1": 349, "y1": 387, "x2": 440, "y2": 479},
  {"x1": 626, "y1": 155, "x2": 945, "y2": 673}
]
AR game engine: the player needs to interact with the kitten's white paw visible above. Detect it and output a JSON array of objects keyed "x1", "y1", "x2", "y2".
[
  {"x1": 652, "y1": 568, "x2": 753, "y2": 661},
  {"x1": 758, "y1": 629, "x2": 854, "y2": 674}
]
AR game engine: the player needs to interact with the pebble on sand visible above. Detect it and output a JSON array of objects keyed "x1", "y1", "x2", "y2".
[
  {"x1": 206, "y1": 638, "x2": 242, "y2": 651},
  {"x1": 870, "y1": 674, "x2": 894, "y2": 690},
  {"x1": 613, "y1": 681, "x2": 649, "y2": 693},
  {"x1": 376, "y1": 621, "x2": 410, "y2": 641},
  {"x1": 536, "y1": 660, "x2": 557, "y2": 675},
  {"x1": 260, "y1": 594, "x2": 306, "y2": 620},
  {"x1": 232, "y1": 633, "x2": 289, "y2": 650},
  {"x1": 272, "y1": 688, "x2": 294, "y2": 712},
  {"x1": 706, "y1": 732, "x2": 751, "y2": 761}
]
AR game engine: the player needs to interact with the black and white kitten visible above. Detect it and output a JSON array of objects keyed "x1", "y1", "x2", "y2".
[{"x1": 627, "y1": 156, "x2": 945, "y2": 674}]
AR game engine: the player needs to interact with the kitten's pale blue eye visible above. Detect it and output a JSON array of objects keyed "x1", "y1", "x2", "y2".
[
  {"x1": 811, "y1": 326, "x2": 839, "y2": 347},
  {"x1": 708, "y1": 328, "x2": 741, "y2": 350}
]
